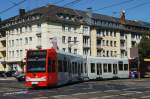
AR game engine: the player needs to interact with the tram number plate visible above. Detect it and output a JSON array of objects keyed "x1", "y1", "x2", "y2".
[{"x1": 32, "y1": 82, "x2": 38, "y2": 84}]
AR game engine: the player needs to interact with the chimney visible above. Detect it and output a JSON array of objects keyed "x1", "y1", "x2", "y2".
[
  {"x1": 86, "y1": 7, "x2": 92, "y2": 18},
  {"x1": 120, "y1": 10, "x2": 125, "y2": 24},
  {"x1": 19, "y1": 9, "x2": 26, "y2": 17}
]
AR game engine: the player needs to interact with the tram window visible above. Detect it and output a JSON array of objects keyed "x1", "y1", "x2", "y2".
[
  {"x1": 78, "y1": 63, "x2": 80, "y2": 74},
  {"x1": 124, "y1": 64, "x2": 128, "y2": 71},
  {"x1": 68, "y1": 62, "x2": 71, "y2": 73},
  {"x1": 48, "y1": 60, "x2": 55, "y2": 72},
  {"x1": 75, "y1": 62, "x2": 77, "y2": 73},
  {"x1": 81, "y1": 63, "x2": 83, "y2": 73},
  {"x1": 119, "y1": 63, "x2": 123, "y2": 71},
  {"x1": 58, "y1": 60, "x2": 62, "y2": 72},
  {"x1": 103, "y1": 64, "x2": 107, "y2": 73},
  {"x1": 48, "y1": 59, "x2": 52, "y2": 72},
  {"x1": 108, "y1": 64, "x2": 112, "y2": 72},
  {"x1": 72, "y1": 62, "x2": 75, "y2": 74},
  {"x1": 84, "y1": 63, "x2": 87, "y2": 73},
  {"x1": 52, "y1": 60, "x2": 56, "y2": 72},
  {"x1": 91, "y1": 63, "x2": 95, "y2": 73},
  {"x1": 63, "y1": 61, "x2": 67, "y2": 72}
]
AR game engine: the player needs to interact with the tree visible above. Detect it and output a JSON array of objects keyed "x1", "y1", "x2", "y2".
[{"x1": 138, "y1": 35, "x2": 150, "y2": 59}]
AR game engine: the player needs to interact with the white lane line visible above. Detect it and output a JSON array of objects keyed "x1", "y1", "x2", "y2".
[
  {"x1": 72, "y1": 92, "x2": 87, "y2": 96},
  {"x1": 52, "y1": 95, "x2": 68, "y2": 98},
  {"x1": 104, "y1": 90, "x2": 119, "y2": 92},
  {"x1": 3, "y1": 91, "x2": 28, "y2": 96},
  {"x1": 141, "y1": 95, "x2": 150, "y2": 99},
  {"x1": 120, "y1": 93, "x2": 135, "y2": 96},
  {"x1": 124, "y1": 91, "x2": 143, "y2": 94},
  {"x1": 101, "y1": 95, "x2": 119, "y2": 99},
  {"x1": 122, "y1": 88, "x2": 137, "y2": 90},
  {"x1": 32, "y1": 97, "x2": 48, "y2": 99}
]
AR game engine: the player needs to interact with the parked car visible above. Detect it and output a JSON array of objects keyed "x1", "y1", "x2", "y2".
[{"x1": 13, "y1": 71, "x2": 25, "y2": 82}]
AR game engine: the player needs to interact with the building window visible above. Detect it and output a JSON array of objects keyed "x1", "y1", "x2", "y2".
[
  {"x1": 74, "y1": 49, "x2": 77, "y2": 54},
  {"x1": 16, "y1": 50, "x2": 19, "y2": 57},
  {"x1": 62, "y1": 36, "x2": 66, "y2": 43},
  {"x1": 68, "y1": 37, "x2": 71, "y2": 43},
  {"x1": 107, "y1": 51, "x2": 109, "y2": 57},
  {"x1": 68, "y1": 47, "x2": 71, "y2": 53},
  {"x1": 20, "y1": 38, "x2": 22, "y2": 45},
  {"x1": 16, "y1": 39, "x2": 19, "y2": 46},
  {"x1": 114, "y1": 32, "x2": 116, "y2": 37},
  {"x1": 74, "y1": 37, "x2": 77, "y2": 44},
  {"x1": 12, "y1": 40, "x2": 14, "y2": 47},
  {"x1": 25, "y1": 37, "x2": 28, "y2": 44},
  {"x1": 29, "y1": 37, "x2": 32, "y2": 44},
  {"x1": 106, "y1": 40, "x2": 109, "y2": 46},
  {"x1": 114, "y1": 41, "x2": 116, "y2": 47},
  {"x1": 20, "y1": 50, "x2": 23, "y2": 57},
  {"x1": 110, "y1": 41, "x2": 113, "y2": 46},
  {"x1": 62, "y1": 48, "x2": 65, "y2": 52}
]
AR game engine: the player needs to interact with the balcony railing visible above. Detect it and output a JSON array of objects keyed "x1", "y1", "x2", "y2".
[
  {"x1": 96, "y1": 34, "x2": 103, "y2": 39},
  {"x1": 83, "y1": 44, "x2": 90, "y2": 48},
  {"x1": 0, "y1": 47, "x2": 6, "y2": 51},
  {"x1": 120, "y1": 46, "x2": 126, "y2": 50},
  {"x1": 0, "y1": 37, "x2": 6, "y2": 41},
  {"x1": 120, "y1": 36, "x2": 126, "y2": 40},
  {"x1": 97, "y1": 45, "x2": 103, "y2": 50}
]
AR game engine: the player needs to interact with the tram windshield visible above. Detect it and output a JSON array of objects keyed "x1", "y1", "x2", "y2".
[{"x1": 26, "y1": 50, "x2": 47, "y2": 72}]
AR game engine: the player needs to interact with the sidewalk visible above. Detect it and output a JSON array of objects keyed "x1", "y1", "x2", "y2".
[{"x1": 0, "y1": 77, "x2": 16, "y2": 81}]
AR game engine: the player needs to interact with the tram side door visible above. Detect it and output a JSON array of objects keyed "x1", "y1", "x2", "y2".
[
  {"x1": 113, "y1": 64, "x2": 118, "y2": 75},
  {"x1": 97, "y1": 63, "x2": 102, "y2": 77}
]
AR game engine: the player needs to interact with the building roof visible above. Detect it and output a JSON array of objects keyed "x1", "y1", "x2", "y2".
[{"x1": 1, "y1": 4, "x2": 150, "y2": 29}]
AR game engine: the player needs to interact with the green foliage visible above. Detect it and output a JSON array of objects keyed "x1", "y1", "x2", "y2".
[{"x1": 138, "y1": 35, "x2": 150, "y2": 58}]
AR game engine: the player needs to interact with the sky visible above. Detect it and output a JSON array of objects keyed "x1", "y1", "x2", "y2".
[{"x1": 0, "y1": 0, "x2": 150, "y2": 22}]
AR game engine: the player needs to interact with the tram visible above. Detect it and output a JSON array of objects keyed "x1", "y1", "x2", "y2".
[{"x1": 25, "y1": 48, "x2": 129, "y2": 88}]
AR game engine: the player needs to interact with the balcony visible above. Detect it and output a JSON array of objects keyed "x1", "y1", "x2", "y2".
[
  {"x1": 83, "y1": 44, "x2": 90, "y2": 48},
  {"x1": 120, "y1": 46, "x2": 126, "y2": 50},
  {"x1": 96, "y1": 34, "x2": 103, "y2": 39},
  {"x1": 97, "y1": 45, "x2": 103, "y2": 50},
  {"x1": 0, "y1": 47, "x2": 6, "y2": 51},
  {"x1": 120, "y1": 36, "x2": 126, "y2": 40},
  {"x1": 0, "y1": 37, "x2": 6, "y2": 41},
  {"x1": 36, "y1": 45, "x2": 42, "y2": 49},
  {"x1": 131, "y1": 37, "x2": 137, "y2": 41}
]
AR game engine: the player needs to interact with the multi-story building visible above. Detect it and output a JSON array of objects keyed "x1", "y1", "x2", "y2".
[{"x1": 0, "y1": 4, "x2": 150, "y2": 72}]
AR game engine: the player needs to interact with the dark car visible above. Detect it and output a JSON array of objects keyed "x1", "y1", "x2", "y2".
[{"x1": 13, "y1": 71, "x2": 25, "y2": 82}]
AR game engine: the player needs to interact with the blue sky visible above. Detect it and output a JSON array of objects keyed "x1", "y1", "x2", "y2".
[{"x1": 0, "y1": 0, "x2": 150, "y2": 22}]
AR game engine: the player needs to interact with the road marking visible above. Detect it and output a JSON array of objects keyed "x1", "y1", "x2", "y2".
[
  {"x1": 72, "y1": 92, "x2": 87, "y2": 96},
  {"x1": 124, "y1": 91, "x2": 143, "y2": 94},
  {"x1": 101, "y1": 95, "x2": 119, "y2": 98},
  {"x1": 141, "y1": 96, "x2": 150, "y2": 99},
  {"x1": 122, "y1": 88, "x2": 137, "y2": 90},
  {"x1": 120, "y1": 93, "x2": 135, "y2": 96},
  {"x1": 104, "y1": 90, "x2": 119, "y2": 92},
  {"x1": 32, "y1": 97, "x2": 48, "y2": 99},
  {"x1": 3, "y1": 91, "x2": 28, "y2": 96}
]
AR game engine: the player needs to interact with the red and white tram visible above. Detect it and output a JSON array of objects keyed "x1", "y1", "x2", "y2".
[
  {"x1": 25, "y1": 48, "x2": 129, "y2": 88},
  {"x1": 25, "y1": 48, "x2": 86, "y2": 88}
]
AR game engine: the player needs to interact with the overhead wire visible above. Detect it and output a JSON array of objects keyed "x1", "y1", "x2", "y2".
[
  {"x1": 94, "y1": 0, "x2": 134, "y2": 11},
  {"x1": 0, "y1": 0, "x2": 27, "y2": 14}
]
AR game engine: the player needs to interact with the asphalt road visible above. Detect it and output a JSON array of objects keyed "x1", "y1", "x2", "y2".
[{"x1": 0, "y1": 78, "x2": 150, "y2": 99}]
